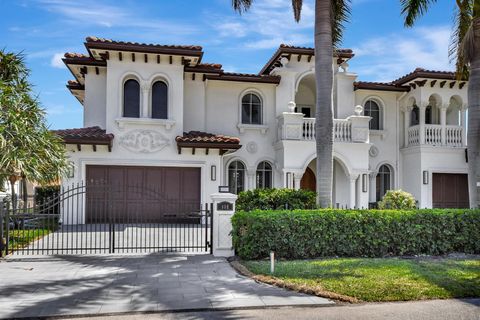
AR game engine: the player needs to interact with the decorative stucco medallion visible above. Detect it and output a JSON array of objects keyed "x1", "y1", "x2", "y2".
[
  {"x1": 119, "y1": 129, "x2": 169, "y2": 153},
  {"x1": 369, "y1": 145, "x2": 379, "y2": 157},
  {"x1": 246, "y1": 141, "x2": 258, "y2": 154}
]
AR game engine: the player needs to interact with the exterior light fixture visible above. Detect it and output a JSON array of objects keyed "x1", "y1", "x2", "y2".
[
  {"x1": 423, "y1": 170, "x2": 429, "y2": 185},
  {"x1": 210, "y1": 165, "x2": 216, "y2": 181},
  {"x1": 67, "y1": 161, "x2": 75, "y2": 178},
  {"x1": 362, "y1": 174, "x2": 368, "y2": 192}
]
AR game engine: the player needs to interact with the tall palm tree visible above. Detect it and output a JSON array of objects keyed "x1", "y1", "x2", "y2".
[
  {"x1": 0, "y1": 50, "x2": 68, "y2": 210},
  {"x1": 233, "y1": 0, "x2": 351, "y2": 207},
  {"x1": 401, "y1": 1, "x2": 480, "y2": 208}
]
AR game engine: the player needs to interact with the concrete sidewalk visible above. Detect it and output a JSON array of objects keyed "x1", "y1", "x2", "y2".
[{"x1": 0, "y1": 254, "x2": 332, "y2": 318}]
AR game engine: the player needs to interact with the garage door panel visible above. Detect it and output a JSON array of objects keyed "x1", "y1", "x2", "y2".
[
  {"x1": 432, "y1": 173, "x2": 469, "y2": 208},
  {"x1": 86, "y1": 165, "x2": 201, "y2": 223}
]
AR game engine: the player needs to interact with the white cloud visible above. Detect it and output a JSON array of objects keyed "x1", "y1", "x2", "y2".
[
  {"x1": 50, "y1": 53, "x2": 64, "y2": 68},
  {"x1": 211, "y1": 0, "x2": 315, "y2": 49},
  {"x1": 351, "y1": 26, "x2": 453, "y2": 82}
]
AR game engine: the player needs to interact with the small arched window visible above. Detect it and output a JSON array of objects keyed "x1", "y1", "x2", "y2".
[
  {"x1": 364, "y1": 100, "x2": 381, "y2": 130},
  {"x1": 152, "y1": 81, "x2": 168, "y2": 119},
  {"x1": 376, "y1": 165, "x2": 392, "y2": 201},
  {"x1": 411, "y1": 105, "x2": 420, "y2": 126},
  {"x1": 228, "y1": 161, "x2": 245, "y2": 194},
  {"x1": 123, "y1": 79, "x2": 140, "y2": 118},
  {"x1": 256, "y1": 161, "x2": 272, "y2": 189},
  {"x1": 241, "y1": 93, "x2": 262, "y2": 125},
  {"x1": 425, "y1": 105, "x2": 432, "y2": 124}
]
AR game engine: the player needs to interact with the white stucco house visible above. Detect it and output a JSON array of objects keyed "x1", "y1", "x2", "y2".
[{"x1": 55, "y1": 36, "x2": 471, "y2": 221}]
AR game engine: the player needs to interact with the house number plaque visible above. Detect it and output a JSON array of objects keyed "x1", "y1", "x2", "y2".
[{"x1": 217, "y1": 201, "x2": 233, "y2": 211}]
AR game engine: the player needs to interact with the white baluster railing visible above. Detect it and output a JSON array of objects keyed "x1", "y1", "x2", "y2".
[
  {"x1": 333, "y1": 119, "x2": 352, "y2": 142},
  {"x1": 424, "y1": 124, "x2": 442, "y2": 145},
  {"x1": 408, "y1": 125, "x2": 420, "y2": 146},
  {"x1": 446, "y1": 125, "x2": 463, "y2": 147},
  {"x1": 302, "y1": 118, "x2": 316, "y2": 140}
]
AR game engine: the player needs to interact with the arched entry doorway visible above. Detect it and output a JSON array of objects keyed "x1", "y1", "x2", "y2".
[{"x1": 300, "y1": 167, "x2": 316, "y2": 192}]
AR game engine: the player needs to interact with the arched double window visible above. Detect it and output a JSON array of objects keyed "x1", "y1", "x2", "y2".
[
  {"x1": 364, "y1": 100, "x2": 381, "y2": 130},
  {"x1": 376, "y1": 165, "x2": 392, "y2": 201},
  {"x1": 228, "y1": 161, "x2": 245, "y2": 194},
  {"x1": 256, "y1": 161, "x2": 272, "y2": 189},
  {"x1": 241, "y1": 93, "x2": 262, "y2": 125},
  {"x1": 151, "y1": 81, "x2": 168, "y2": 119},
  {"x1": 123, "y1": 79, "x2": 140, "y2": 118}
]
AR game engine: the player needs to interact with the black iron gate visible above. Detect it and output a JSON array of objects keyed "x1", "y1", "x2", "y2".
[{"x1": 0, "y1": 183, "x2": 213, "y2": 256}]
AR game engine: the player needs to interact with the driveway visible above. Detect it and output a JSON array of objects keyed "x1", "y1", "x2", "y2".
[{"x1": 0, "y1": 254, "x2": 332, "y2": 318}]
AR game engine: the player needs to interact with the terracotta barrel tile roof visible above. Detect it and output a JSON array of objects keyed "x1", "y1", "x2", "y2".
[
  {"x1": 85, "y1": 36, "x2": 203, "y2": 51},
  {"x1": 176, "y1": 131, "x2": 240, "y2": 144},
  {"x1": 393, "y1": 67, "x2": 458, "y2": 85},
  {"x1": 53, "y1": 126, "x2": 114, "y2": 144},
  {"x1": 354, "y1": 81, "x2": 409, "y2": 92},
  {"x1": 64, "y1": 52, "x2": 90, "y2": 59}
]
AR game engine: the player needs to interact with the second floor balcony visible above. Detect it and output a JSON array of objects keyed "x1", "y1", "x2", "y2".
[{"x1": 277, "y1": 105, "x2": 371, "y2": 143}]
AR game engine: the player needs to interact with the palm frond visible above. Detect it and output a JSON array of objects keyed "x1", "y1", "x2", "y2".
[
  {"x1": 461, "y1": 17, "x2": 480, "y2": 63},
  {"x1": 331, "y1": 0, "x2": 351, "y2": 47},
  {"x1": 400, "y1": 0, "x2": 438, "y2": 27},
  {"x1": 292, "y1": 0, "x2": 303, "y2": 22},
  {"x1": 449, "y1": 0, "x2": 473, "y2": 79},
  {"x1": 232, "y1": 0, "x2": 253, "y2": 14}
]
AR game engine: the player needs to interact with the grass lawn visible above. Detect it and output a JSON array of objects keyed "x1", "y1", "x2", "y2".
[
  {"x1": 242, "y1": 258, "x2": 480, "y2": 302},
  {"x1": 7, "y1": 229, "x2": 52, "y2": 250}
]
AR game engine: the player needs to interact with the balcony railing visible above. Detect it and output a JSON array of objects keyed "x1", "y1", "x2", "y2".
[
  {"x1": 278, "y1": 112, "x2": 369, "y2": 143},
  {"x1": 407, "y1": 124, "x2": 464, "y2": 147}
]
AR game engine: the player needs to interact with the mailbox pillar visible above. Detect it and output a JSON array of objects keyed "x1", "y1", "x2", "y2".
[{"x1": 210, "y1": 192, "x2": 237, "y2": 257}]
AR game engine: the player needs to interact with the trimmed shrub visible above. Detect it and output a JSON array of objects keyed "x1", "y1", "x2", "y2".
[
  {"x1": 378, "y1": 189, "x2": 416, "y2": 209},
  {"x1": 236, "y1": 188, "x2": 316, "y2": 212},
  {"x1": 34, "y1": 185, "x2": 60, "y2": 214},
  {"x1": 231, "y1": 209, "x2": 480, "y2": 259}
]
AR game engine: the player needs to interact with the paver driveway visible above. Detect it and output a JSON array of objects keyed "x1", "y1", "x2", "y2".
[{"x1": 0, "y1": 254, "x2": 332, "y2": 318}]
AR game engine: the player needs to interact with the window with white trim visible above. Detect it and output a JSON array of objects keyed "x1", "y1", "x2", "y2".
[
  {"x1": 241, "y1": 93, "x2": 262, "y2": 125},
  {"x1": 256, "y1": 161, "x2": 272, "y2": 189},
  {"x1": 228, "y1": 161, "x2": 245, "y2": 194},
  {"x1": 376, "y1": 165, "x2": 392, "y2": 201},
  {"x1": 123, "y1": 79, "x2": 140, "y2": 118},
  {"x1": 151, "y1": 81, "x2": 168, "y2": 119},
  {"x1": 364, "y1": 99, "x2": 381, "y2": 130}
]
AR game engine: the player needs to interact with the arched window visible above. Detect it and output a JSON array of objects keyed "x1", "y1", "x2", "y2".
[
  {"x1": 364, "y1": 100, "x2": 381, "y2": 130},
  {"x1": 241, "y1": 93, "x2": 262, "y2": 125},
  {"x1": 152, "y1": 81, "x2": 168, "y2": 119},
  {"x1": 411, "y1": 105, "x2": 419, "y2": 126},
  {"x1": 123, "y1": 79, "x2": 140, "y2": 118},
  {"x1": 376, "y1": 165, "x2": 392, "y2": 201},
  {"x1": 256, "y1": 161, "x2": 272, "y2": 189},
  {"x1": 228, "y1": 161, "x2": 245, "y2": 194}
]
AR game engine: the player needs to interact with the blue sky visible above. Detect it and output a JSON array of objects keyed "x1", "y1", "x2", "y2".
[{"x1": 1, "y1": 0, "x2": 455, "y2": 129}]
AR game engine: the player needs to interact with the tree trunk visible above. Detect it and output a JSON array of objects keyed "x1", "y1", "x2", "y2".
[
  {"x1": 8, "y1": 176, "x2": 17, "y2": 212},
  {"x1": 314, "y1": 0, "x2": 334, "y2": 207},
  {"x1": 467, "y1": 17, "x2": 480, "y2": 208}
]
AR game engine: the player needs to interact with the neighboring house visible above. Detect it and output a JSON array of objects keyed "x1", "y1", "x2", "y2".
[{"x1": 55, "y1": 36, "x2": 471, "y2": 222}]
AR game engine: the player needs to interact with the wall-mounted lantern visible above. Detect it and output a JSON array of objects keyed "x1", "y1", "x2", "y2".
[
  {"x1": 67, "y1": 161, "x2": 75, "y2": 178},
  {"x1": 423, "y1": 170, "x2": 429, "y2": 185},
  {"x1": 210, "y1": 165, "x2": 216, "y2": 181}
]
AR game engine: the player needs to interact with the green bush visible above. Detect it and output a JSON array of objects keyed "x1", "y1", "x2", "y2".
[
  {"x1": 378, "y1": 189, "x2": 416, "y2": 209},
  {"x1": 231, "y1": 209, "x2": 480, "y2": 259},
  {"x1": 236, "y1": 188, "x2": 316, "y2": 212},
  {"x1": 34, "y1": 185, "x2": 60, "y2": 214}
]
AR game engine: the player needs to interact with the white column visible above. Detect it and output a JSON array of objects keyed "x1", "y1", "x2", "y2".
[
  {"x1": 349, "y1": 175, "x2": 358, "y2": 209},
  {"x1": 210, "y1": 192, "x2": 238, "y2": 257},
  {"x1": 141, "y1": 82, "x2": 149, "y2": 118},
  {"x1": 461, "y1": 105, "x2": 468, "y2": 147},
  {"x1": 403, "y1": 106, "x2": 412, "y2": 147},
  {"x1": 419, "y1": 104, "x2": 427, "y2": 145},
  {"x1": 369, "y1": 173, "x2": 376, "y2": 203},
  {"x1": 293, "y1": 172, "x2": 303, "y2": 190},
  {"x1": 246, "y1": 170, "x2": 256, "y2": 190},
  {"x1": 440, "y1": 104, "x2": 447, "y2": 145}
]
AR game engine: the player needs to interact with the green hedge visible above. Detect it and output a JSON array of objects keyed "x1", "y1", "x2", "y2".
[
  {"x1": 236, "y1": 188, "x2": 316, "y2": 212},
  {"x1": 231, "y1": 209, "x2": 480, "y2": 259}
]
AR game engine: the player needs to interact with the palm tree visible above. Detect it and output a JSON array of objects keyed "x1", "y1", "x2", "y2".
[
  {"x1": 400, "y1": 1, "x2": 480, "y2": 208},
  {"x1": 233, "y1": 0, "x2": 351, "y2": 207},
  {"x1": 0, "y1": 50, "x2": 68, "y2": 210}
]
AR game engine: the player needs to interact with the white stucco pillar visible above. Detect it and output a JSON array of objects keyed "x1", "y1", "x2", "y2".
[
  {"x1": 403, "y1": 106, "x2": 412, "y2": 147},
  {"x1": 461, "y1": 105, "x2": 468, "y2": 147},
  {"x1": 210, "y1": 192, "x2": 238, "y2": 257},
  {"x1": 440, "y1": 104, "x2": 447, "y2": 145},
  {"x1": 246, "y1": 170, "x2": 256, "y2": 190},
  {"x1": 141, "y1": 82, "x2": 149, "y2": 118},
  {"x1": 369, "y1": 173, "x2": 376, "y2": 203},
  {"x1": 419, "y1": 104, "x2": 426, "y2": 145},
  {"x1": 349, "y1": 175, "x2": 358, "y2": 209},
  {"x1": 293, "y1": 172, "x2": 303, "y2": 190}
]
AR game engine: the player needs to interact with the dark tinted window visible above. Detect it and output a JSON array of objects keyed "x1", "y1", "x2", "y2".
[
  {"x1": 123, "y1": 79, "x2": 140, "y2": 118},
  {"x1": 152, "y1": 81, "x2": 168, "y2": 119}
]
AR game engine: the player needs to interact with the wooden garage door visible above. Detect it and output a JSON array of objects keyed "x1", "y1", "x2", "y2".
[
  {"x1": 432, "y1": 173, "x2": 469, "y2": 208},
  {"x1": 86, "y1": 165, "x2": 201, "y2": 223}
]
